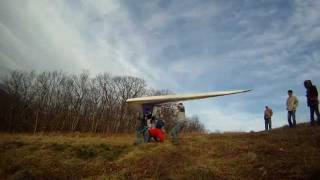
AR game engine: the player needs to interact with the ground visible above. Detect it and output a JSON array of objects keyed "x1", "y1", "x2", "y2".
[{"x1": 1, "y1": 124, "x2": 320, "y2": 180}]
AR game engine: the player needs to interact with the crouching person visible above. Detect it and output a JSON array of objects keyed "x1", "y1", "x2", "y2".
[
  {"x1": 148, "y1": 115, "x2": 166, "y2": 142},
  {"x1": 148, "y1": 128, "x2": 165, "y2": 142}
]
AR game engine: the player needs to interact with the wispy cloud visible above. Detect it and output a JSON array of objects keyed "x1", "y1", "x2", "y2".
[{"x1": 1, "y1": 0, "x2": 319, "y2": 131}]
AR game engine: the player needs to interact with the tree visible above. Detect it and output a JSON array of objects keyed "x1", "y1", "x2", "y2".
[{"x1": 0, "y1": 70, "x2": 205, "y2": 134}]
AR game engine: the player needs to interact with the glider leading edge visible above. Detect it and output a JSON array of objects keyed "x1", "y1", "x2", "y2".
[
  {"x1": 126, "y1": 89, "x2": 252, "y2": 120},
  {"x1": 126, "y1": 89, "x2": 252, "y2": 106}
]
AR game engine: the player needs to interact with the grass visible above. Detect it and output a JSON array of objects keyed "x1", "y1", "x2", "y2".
[{"x1": 0, "y1": 124, "x2": 320, "y2": 179}]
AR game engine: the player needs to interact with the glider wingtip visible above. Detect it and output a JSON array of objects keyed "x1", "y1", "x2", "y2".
[
  {"x1": 240, "y1": 89, "x2": 252, "y2": 92},
  {"x1": 234, "y1": 89, "x2": 252, "y2": 94}
]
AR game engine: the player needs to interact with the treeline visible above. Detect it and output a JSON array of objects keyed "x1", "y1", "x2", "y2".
[{"x1": 0, "y1": 70, "x2": 205, "y2": 133}]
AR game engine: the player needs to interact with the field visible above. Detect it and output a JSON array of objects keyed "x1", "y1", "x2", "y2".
[{"x1": 1, "y1": 124, "x2": 320, "y2": 180}]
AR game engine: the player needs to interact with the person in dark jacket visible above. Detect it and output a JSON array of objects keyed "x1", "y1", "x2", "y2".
[
  {"x1": 135, "y1": 113, "x2": 149, "y2": 145},
  {"x1": 304, "y1": 80, "x2": 320, "y2": 125}
]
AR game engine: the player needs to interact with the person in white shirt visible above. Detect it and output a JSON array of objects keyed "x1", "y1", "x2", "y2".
[{"x1": 286, "y1": 90, "x2": 299, "y2": 127}]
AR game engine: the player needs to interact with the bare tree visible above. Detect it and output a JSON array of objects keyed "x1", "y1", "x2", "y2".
[{"x1": 0, "y1": 70, "x2": 205, "y2": 134}]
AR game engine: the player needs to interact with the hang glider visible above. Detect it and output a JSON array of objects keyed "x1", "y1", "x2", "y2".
[{"x1": 126, "y1": 89, "x2": 252, "y2": 105}]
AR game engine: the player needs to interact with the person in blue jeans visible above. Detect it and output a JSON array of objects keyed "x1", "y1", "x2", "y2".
[
  {"x1": 304, "y1": 80, "x2": 320, "y2": 125},
  {"x1": 286, "y1": 90, "x2": 299, "y2": 128},
  {"x1": 170, "y1": 103, "x2": 186, "y2": 144},
  {"x1": 264, "y1": 106, "x2": 273, "y2": 131},
  {"x1": 135, "y1": 114, "x2": 149, "y2": 145}
]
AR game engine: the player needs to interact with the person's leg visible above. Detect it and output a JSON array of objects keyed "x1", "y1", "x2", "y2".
[
  {"x1": 287, "y1": 111, "x2": 293, "y2": 127},
  {"x1": 170, "y1": 123, "x2": 178, "y2": 143},
  {"x1": 143, "y1": 126, "x2": 150, "y2": 143},
  {"x1": 269, "y1": 118, "x2": 272, "y2": 130},
  {"x1": 292, "y1": 110, "x2": 296, "y2": 127},
  {"x1": 171, "y1": 122, "x2": 181, "y2": 144},
  {"x1": 135, "y1": 127, "x2": 143, "y2": 144},
  {"x1": 314, "y1": 104, "x2": 320, "y2": 125},
  {"x1": 264, "y1": 118, "x2": 268, "y2": 130},
  {"x1": 310, "y1": 106, "x2": 315, "y2": 125},
  {"x1": 175, "y1": 123, "x2": 182, "y2": 143},
  {"x1": 169, "y1": 124, "x2": 175, "y2": 137}
]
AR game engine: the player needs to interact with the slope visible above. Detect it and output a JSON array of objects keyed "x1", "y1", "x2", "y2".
[{"x1": 0, "y1": 124, "x2": 319, "y2": 179}]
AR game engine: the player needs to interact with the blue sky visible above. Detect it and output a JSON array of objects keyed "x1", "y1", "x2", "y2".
[{"x1": 1, "y1": 0, "x2": 320, "y2": 132}]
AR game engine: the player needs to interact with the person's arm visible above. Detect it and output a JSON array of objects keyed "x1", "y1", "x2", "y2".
[
  {"x1": 314, "y1": 86, "x2": 318, "y2": 98},
  {"x1": 294, "y1": 97, "x2": 299, "y2": 108}
]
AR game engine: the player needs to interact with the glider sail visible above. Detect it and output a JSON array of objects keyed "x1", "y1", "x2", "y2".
[{"x1": 126, "y1": 89, "x2": 252, "y2": 105}]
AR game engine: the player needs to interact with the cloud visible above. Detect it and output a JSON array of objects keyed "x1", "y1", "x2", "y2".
[
  {"x1": 0, "y1": 0, "x2": 177, "y2": 87},
  {"x1": 1, "y1": 0, "x2": 319, "y2": 132}
]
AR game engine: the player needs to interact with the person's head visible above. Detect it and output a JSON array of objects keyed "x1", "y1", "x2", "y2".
[
  {"x1": 288, "y1": 90, "x2": 293, "y2": 96},
  {"x1": 265, "y1": 106, "x2": 268, "y2": 109},
  {"x1": 304, "y1": 80, "x2": 312, "y2": 89},
  {"x1": 177, "y1": 102, "x2": 185, "y2": 112},
  {"x1": 146, "y1": 112, "x2": 152, "y2": 119}
]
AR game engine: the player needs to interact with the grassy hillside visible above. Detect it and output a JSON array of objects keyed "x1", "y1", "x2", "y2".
[{"x1": 1, "y1": 124, "x2": 320, "y2": 179}]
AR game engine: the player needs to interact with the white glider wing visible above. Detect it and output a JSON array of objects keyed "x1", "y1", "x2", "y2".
[{"x1": 126, "y1": 89, "x2": 251, "y2": 105}]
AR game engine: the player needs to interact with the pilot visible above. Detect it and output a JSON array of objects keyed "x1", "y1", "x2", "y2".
[{"x1": 170, "y1": 102, "x2": 186, "y2": 144}]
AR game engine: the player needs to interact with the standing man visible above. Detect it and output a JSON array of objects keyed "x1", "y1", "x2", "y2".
[
  {"x1": 264, "y1": 106, "x2": 273, "y2": 131},
  {"x1": 304, "y1": 80, "x2": 320, "y2": 125},
  {"x1": 135, "y1": 113, "x2": 149, "y2": 145},
  {"x1": 170, "y1": 103, "x2": 186, "y2": 144},
  {"x1": 286, "y1": 90, "x2": 299, "y2": 128}
]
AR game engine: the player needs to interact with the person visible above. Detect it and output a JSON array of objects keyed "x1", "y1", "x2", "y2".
[
  {"x1": 286, "y1": 90, "x2": 299, "y2": 127},
  {"x1": 148, "y1": 113, "x2": 166, "y2": 142},
  {"x1": 304, "y1": 80, "x2": 320, "y2": 125},
  {"x1": 156, "y1": 118, "x2": 165, "y2": 129},
  {"x1": 148, "y1": 127, "x2": 165, "y2": 142},
  {"x1": 170, "y1": 103, "x2": 186, "y2": 144},
  {"x1": 152, "y1": 105, "x2": 161, "y2": 120},
  {"x1": 146, "y1": 112, "x2": 153, "y2": 129},
  {"x1": 264, "y1": 106, "x2": 273, "y2": 131},
  {"x1": 135, "y1": 113, "x2": 149, "y2": 145}
]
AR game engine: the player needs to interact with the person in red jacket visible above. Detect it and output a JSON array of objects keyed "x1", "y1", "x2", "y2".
[
  {"x1": 148, "y1": 128, "x2": 165, "y2": 142},
  {"x1": 148, "y1": 113, "x2": 166, "y2": 142}
]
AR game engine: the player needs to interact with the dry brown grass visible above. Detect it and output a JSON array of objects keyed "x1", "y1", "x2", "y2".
[{"x1": 1, "y1": 124, "x2": 320, "y2": 179}]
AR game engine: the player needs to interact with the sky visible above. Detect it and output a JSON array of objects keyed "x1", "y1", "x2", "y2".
[{"x1": 1, "y1": 0, "x2": 320, "y2": 132}]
